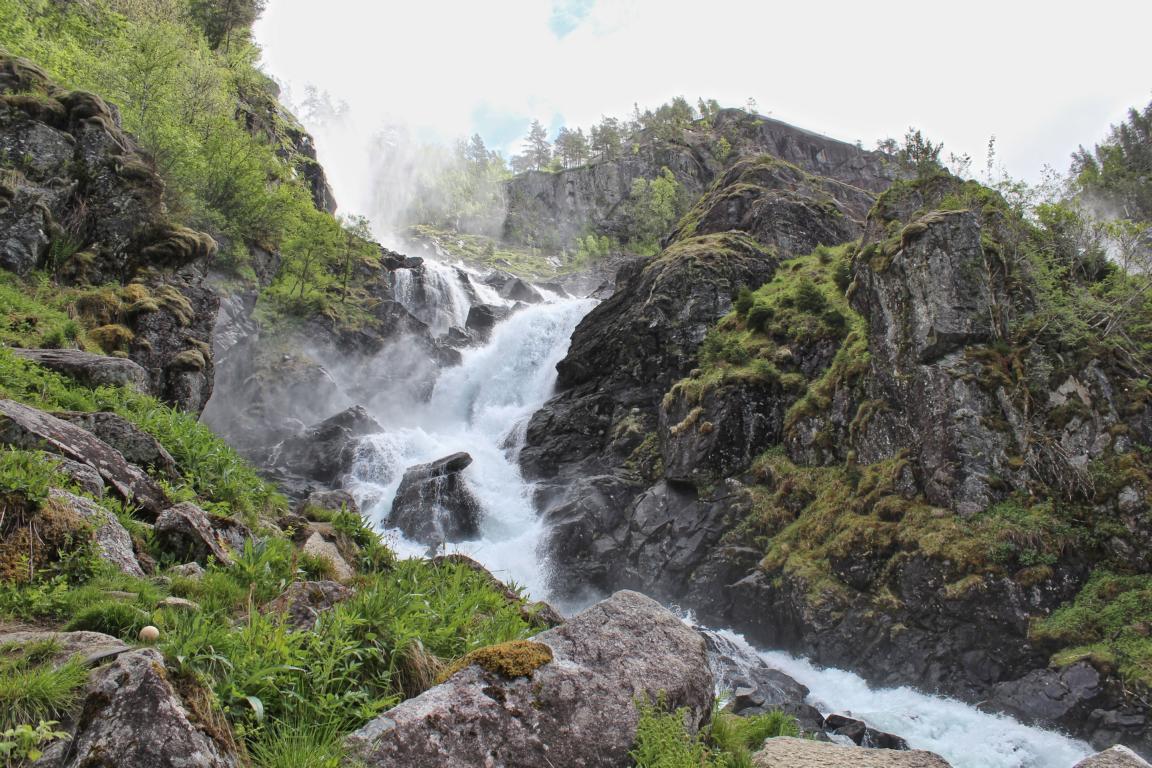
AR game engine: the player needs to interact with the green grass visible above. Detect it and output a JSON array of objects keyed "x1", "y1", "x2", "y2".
[
  {"x1": 1032, "y1": 571, "x2": 1152, "y2": 689},
  {"x1": 0, "y1": 349, "x2": 283, "y2": 520},
  {"x1": 0, "y1": 656, "x2": 88, "y2": 730},
  {"x1": 0, "y1": 273, "x2": 90, "y2": 351}
]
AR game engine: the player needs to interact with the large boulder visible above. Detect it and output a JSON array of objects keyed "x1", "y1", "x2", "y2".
[
  {"x1": 48, "y1": 488, "x2": 144, "y2": 577},
  {"x1": 752, "y1": 738, "x2": 951, "y2": 767},
  {"x1": 10, "y1": 349, "x2": 151, "y2": 393},
  {"x1": 52, "y1": 411, "x2": 177, "y2": 477},
  {"x1": 0, "y1": 399, "x2": 167, "y2": 516},
  {"x1": 389, "y1": 452, "x2": 480, "y2": 545},
  {"x1": 464, "y1": 303, "x2": 511, "y2": 342},
  {"x1": 1074, "y1": 746, "x2": 1152, "y2": 768},
  {"x1": 271, "y1": 405, "x2": 383, "y2": 485},
  {"x1": 344, "y1": 590, "x2": 713, "y2": 768},
  {"x1": 63, "y1": 648, "x2": 239, "y2": 768}
]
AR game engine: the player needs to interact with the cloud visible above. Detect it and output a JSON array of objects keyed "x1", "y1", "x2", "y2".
[
  {"x1": 549, "y1": 0, "x2": 596, "y2": 38},
  {"x1": 255, "y1": 0, "x2": 1152, "y2": 193}
]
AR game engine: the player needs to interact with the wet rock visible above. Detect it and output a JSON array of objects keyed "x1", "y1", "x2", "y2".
[
  {"x1": 1075, "y1": 746, "x2": 1152, "y2": 768},
  {"x1": 344, "y1": 590, "x2": 713, "y2": 768},
  {"x1": 153, "y1": 502, "x2": 233, "y2": 565},
  {"x1": 752, "y1": 738, "x2": 951, "y2": 767},
  {"x1": 824, "y1": 713, "x2": 909, "y2": 750},
  {"x1": 10, "y1": 349, "x2": 151, "y2": 393},
  {"x1": 703, "y1": 630, "x2": 824, "y2": 732},
  {"x1": 389, "y1": 452, "x2": 481, "y2": 545},
  {"x1": 0, "y1": 399, "x2": 167, "y2": 516},
  {"x1": 265, "y1": 580, "x2": 354, "y2": 630},
  {"x1": 52, "y1": 411, "x2": 177, "y2": 477},
  {"x1": 464, "y1": 303, "x2": 510, "y2": 342},
  {"x1": 64, "y1": 648, "x2": 239, "y2": 768},
  {"x1": 48, "y1": 488, "x2": 143, "y2": 577},
  {"x1": 498, "y1": 277, "x2": 543, "y2": 303},
  {"x1": 271, "y1": 406, "x2": 383, "y2": 485}
]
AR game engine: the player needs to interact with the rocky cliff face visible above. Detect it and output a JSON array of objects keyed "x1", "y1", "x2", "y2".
[
  {"x1": 503, "y1": 108, "x2": 889, "y2": 251},
  {"x1": 0, "y1": 54, "x2": 222, "y2": 412},
  {"x1": 522, "y1": 161, "x2": 1152, "y2": 754}
]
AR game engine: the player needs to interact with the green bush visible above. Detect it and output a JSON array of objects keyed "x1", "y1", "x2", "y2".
[{"x1": 630, "y1": 698, "x2": 717, "y2": 768}]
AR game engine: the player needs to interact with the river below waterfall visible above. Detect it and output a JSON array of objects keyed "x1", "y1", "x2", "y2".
[{"x1": 343, "y1": 265, "x2": 1093, "y2": 768}]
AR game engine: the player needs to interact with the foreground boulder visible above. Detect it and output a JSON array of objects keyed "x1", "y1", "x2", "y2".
[
  {"x1": 0, "y1": 399, "x2": 167, "y2": 515},
  {"x1": 1075, "y1": 746, "x2": 1152, "y2": 768},
  {"x1": 62, "y1": 648, "x2": 239, "y2": 768},
  {"x1": 344, "y1": 590, "x2": 713, "y2": 767},
  {"x1": 389, "y1": 452, "x2": 481, "y2": 545},
  {"x1": 752, "y1": 738, "x2": 950, "y2": 767},
  {"x1": 10, "y1": 349, "x2": 151, "y2": 393}
]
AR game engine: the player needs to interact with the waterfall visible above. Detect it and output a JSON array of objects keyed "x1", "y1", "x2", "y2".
[
  {"x1": 347, "y1": 263, "x2": 1097, "y2": 768},
  {"x1": 347, "y1": 295, "x2": 594, "y2": 595},
  {"x1": 391, "y1": 259, "x2": 496, "y2": 335}
]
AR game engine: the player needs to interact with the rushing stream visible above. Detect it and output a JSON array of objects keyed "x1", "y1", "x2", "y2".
[{"x1": 342, "y1": 261, "x2": 1093, "y2": 768}]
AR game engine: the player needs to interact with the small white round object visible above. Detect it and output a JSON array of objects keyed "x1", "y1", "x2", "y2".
[{"x1": 139, "y1": 625, "x2": 160, "y2": 643}]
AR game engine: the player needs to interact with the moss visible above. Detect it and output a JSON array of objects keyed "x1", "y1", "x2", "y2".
[
  {"x1": 138, "y1": 227, "x2": 216, "y2": 268},
  {"x1": 169, "y1": 348, "x2": 206, "y2": 371},
  {"x1": 439, "y1": 640, "x2": 553, "y2": 682},
  {"x1": 1032, "y1": 571, "x2": 1152, "y2": 688},
  {"x1": 88, "y1": 323, "x2": 134, "y2": 353},
  {"x1": 153, "y1": 285, "x2": 195, "y2": 326}
]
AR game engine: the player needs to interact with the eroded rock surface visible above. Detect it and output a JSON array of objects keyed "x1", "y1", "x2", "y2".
[
  {"x1": 62, "y1": 649, "x2": 239, "y2": 768},
  {"x1": 344, "y1": 590, "x2": 713, "y2": 768}
]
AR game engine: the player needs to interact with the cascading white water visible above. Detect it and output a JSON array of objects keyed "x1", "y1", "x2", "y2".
[
  {"x1": 347, "y1": 295, "x2": 594, "y2": 596},
  {"x1": 348, "y1": 260, "x2": 1099, "y2": 768},
  {"x1": 391, "y1": 259, "x2": 492, "y2": 335},
  {"x1": 703, "y1": 628, "x2": 1093, "y2": 768}
]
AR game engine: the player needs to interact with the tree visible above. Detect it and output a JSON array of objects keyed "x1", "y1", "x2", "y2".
[
  {"x1": 1073, "y1": 99, "x2": 1152, "y2": 222},
  {"x1": 590, "y1": 117, "x2": 623, "y2": 160},
  {"x1": 628, "y1": 167, "x2": 684, "y2": 251},
  {"x1": 187, "y1": 0, "x2": 265, "y2": 50},
  {"x1": 555, "y1": 126, "x2": 589, "y2": 168},
  {"x1": 522, "y1": 119, "x2": 552, "y2": 171}
]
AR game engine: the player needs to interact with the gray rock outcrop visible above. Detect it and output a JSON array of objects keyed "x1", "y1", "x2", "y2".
[
  {"x1": 62, "y1": 649, "x2": 239, "y2": 768},
  {"x1": 344, "y1": 590, "x2": 713, "y2": 768},
  {"x1": 0, "y1": 399, "x2": 167, "y2": 516},
  {"x1": 153, "y1": 502, "x2": 233, "y2": 565},
  {"x1": 10, "y1": 349, "x2": 151, "y2": 393},
  {"x1": 52, "y1": 411, "x2": 177, "y2": 477}
]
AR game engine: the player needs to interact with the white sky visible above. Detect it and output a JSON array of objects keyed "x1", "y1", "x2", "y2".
[{"x1": 255, "y1": 0, "x2": 1151, "y2": 192}]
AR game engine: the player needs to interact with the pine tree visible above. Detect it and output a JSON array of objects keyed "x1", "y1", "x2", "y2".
[{"x1": 523, "y1": 119, "x2": 552, "y2": 171}]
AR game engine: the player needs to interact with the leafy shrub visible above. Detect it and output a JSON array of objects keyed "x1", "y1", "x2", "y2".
[
  {"x1": 630, "y1": 698, "x2": 717, "y2": 768},
  {"x1": 746, "y1": 301, "x2": 774, "y2": 333}
]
